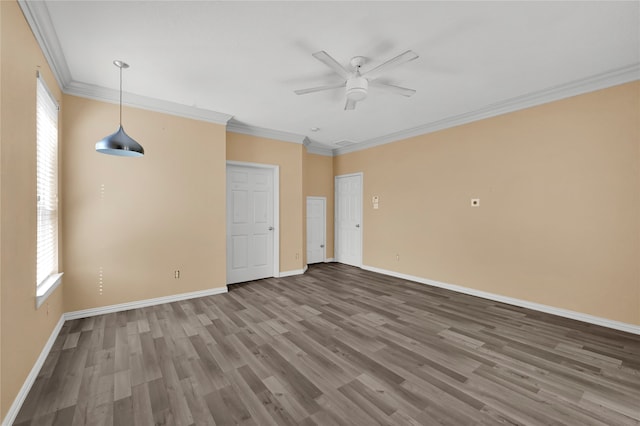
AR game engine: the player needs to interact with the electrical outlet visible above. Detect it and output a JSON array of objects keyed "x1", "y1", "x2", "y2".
[
  {"x1": 174, "y1": 270, "x2": 180, "y2": 279},
  {"x1": 396, "y1": 254, "x2": 400, "y2": 261}
]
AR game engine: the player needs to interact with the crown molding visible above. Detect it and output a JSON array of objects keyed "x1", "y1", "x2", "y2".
[
  {"x1": 226, "y1": 124, "x2": 334, "y2": 155},
  {"x1": 227, "y1": 120, "x2": 307, "y2": 144},
  {"x1": 334, "y1": 63, "x2": 640, "y2": 156},
  {"x1": 306, "y1": 146, "x2": 334, "y2": 156},
  {"x1": 20, "y1": 0, "x2": 638, "y2": 156},
  {"x1": 300, "y1": 137, "x2": 331, "y2": 156},
  {"x1": 20, "y1": 0, "x2": 232, "y2": 125},
  {"x1": 66, "y1": 81, "x2": 232, "y2": 125},
  {"x1": 233, "y1": 57, "x2": 638, "y2": 156},
  {"x1": 18, "y1": 0, "x2": 72, "y2": 89}
]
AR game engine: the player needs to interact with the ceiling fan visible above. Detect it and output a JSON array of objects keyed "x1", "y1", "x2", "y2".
[{"x1": 295, "y1": 50, "x2": 419, "y2": 110}]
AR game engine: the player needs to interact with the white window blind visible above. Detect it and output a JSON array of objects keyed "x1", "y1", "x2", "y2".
[{"x1": 36, "y1": 74, "x2": 60, "y2": 295}]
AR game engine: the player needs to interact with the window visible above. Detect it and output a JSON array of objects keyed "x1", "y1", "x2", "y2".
[{"x1": 36, "y1": 73, "x2": 62, "y2": 307}]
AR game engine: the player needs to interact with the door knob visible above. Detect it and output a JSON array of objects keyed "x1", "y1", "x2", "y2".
[
  {"x1": 320, "y1": 244, "x2": 325, "y2": 248},
  {"x1": 268, "y1": 226, "x2": 274, "y2": 231},
  {"x1": 355, "y1": 224, "x2": 360, "y2": 228}
]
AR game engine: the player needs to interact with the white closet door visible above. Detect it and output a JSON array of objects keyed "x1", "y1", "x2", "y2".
[{"x1": 227, "y1": 165, "x2": 274, "y2": 284}]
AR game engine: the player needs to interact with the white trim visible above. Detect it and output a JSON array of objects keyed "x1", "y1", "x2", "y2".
[
  {"x1": 334, "y1": 173, "x2": 364, "y2": 268},
  {"x1": 334, "y1": 172, "x2": 364, "y2": 179},
  {"x1": 226, "y1": 161, "x2": 280, "y2": 280},
  {"x1": 227, "y1": 120, "x2": 306, "y2": 144},
  {"x1": 361, "y1": 265, "x2": 640, "y2": 336},
  {"x1": 325, "y1": 258, "x2": 336, "y2": 263},
  {"x1": 35, "y1": 71, "x2": 59, "y2": 108},
  {"x1": 226, "y1": 160, "x2": 281, "y2": 170},
  {"x1": 2, "y1": 314, "x2": 65, "y2": 426},
  {"x1": 20, "y1": 0, "x2": 639, "y2": 158},
  {"x1": 65, "y1": 286, "x2": 228, "y2": 320},
  {"x1": 65, "y1": 81, "x2": 232, "y2": 125},
  {"x1": 274, "y1": 166, "x2": 280, "y2": 276},
  {"x1": 3, "y1": 285, "x2": 231, "y2": 425},
  {"x1": 18, "y1": 0, "x2": 231, "y2": 126},
  {"x1": 334, "y1": 64, "x2": 640, "y2": 156},
  {"x1": 35, "y1": 273, "x2": 63, "y2": 309},
  {"x1": 306, "y1": 196, "x2": 327, "y2": 264},
  {"x1": 4, "y1": 267, "x2": 636, "y2": 426},
  {"x1": 302, "y1": 136, "x2": 334, "y2": 157},
  {"x1": 279, "y1": 266, "x2": 308, "y2": 278},
  {"x1": 17, "y1": 0, "x2": 71, "y2": 90},
  {"x1": 305, "y1": 142, "x2": 334, "y2": 157}
]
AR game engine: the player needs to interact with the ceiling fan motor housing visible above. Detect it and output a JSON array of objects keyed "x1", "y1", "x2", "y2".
[{"x1": 346, "y1": 76, "x2": 368, "y2": 101}]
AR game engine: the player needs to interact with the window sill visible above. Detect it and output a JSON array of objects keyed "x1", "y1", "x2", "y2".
[{"x1": 36, "y1": 273, "x2": 63, "y2": 309}]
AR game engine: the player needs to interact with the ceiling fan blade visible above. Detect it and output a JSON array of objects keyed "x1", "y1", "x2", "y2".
[
  {"x1": 363, "y1": 50, "x2": 419, "y2": 79},
  {"x1": 369, "y1": 81, "x2": 416, "y2": 97},
  {"x1": 344, "y1": 99, "x2": 357, "y2": 110},
  {"x1": 294, "y1": 82, "x2": 345, "y2": 95},
  {"x1": 312, "y1": 51, "x2": 351, "y2": 79}
]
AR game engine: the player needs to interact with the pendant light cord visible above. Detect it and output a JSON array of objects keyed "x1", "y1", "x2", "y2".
[{"x1": 119, "y1": 64, "x2": 123, "y2": 126}]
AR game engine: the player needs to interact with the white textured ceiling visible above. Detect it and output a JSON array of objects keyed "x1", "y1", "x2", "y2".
[{"x1": 25, "y1": 1, "x2": 640, "y2": 151}]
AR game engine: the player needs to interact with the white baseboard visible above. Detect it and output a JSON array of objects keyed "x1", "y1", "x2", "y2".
[
  {"x1": 6, "y1": 266, "x2": 637, "y2": 426},
  {"x1": 2, "y1": 314, "x2": 65, "y2": 426},
  {"x1": 278, "y1": 266, "x2": 307, "y2": 278},
  {"x1": 325, "y1": 258, "x2": 336, "y2": 263},
  {"x1": 362, "y1": 265, "x2": 640, "y2": 335},
  {"x1": 2, "y1": 285, "x2": 230, "y2": 425},
  {"x1": 65, "y1": 286, "x2": 228, "y2": 320}
]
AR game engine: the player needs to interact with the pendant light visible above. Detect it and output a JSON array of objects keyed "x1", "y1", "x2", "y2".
[{"x1": 95, "y1": 60, "x2": 144, "y2": 157}]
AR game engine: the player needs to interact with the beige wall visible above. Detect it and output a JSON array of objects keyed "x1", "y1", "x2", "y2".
[
  {"x1": 62, "y1": 95, "x2": 227, "y2": 312},
  {"x1": 226, "y1": 132, "x2": 305, "y2": 273},
  {"x1": 0, "y1": 1, "x2": 66, "y2": 419},
  {"x1": 335, "y1": 81, "x2": 640, "y2": 325},
  {"x1": 304, "y1": 152, "x2": 334, "y2": 260},
  {"x1": 1, "y1": 0, "x2": 637, "y2": 420}
]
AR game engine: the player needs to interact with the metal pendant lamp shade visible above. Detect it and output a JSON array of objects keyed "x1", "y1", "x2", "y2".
[{"x1": 95, "y1": 60, "x2": 144, "y2": 157}]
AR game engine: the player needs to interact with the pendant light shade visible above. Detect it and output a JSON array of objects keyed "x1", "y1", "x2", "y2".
[
  {"x1": 95, "y1": 125, "x2": 144, "y2": 157},
  {"x1": 96, "y1": 60, "x2": 144, "y2": 157}
]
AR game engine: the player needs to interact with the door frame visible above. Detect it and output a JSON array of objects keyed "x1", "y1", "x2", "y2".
[
  {"x1": 226, "y1": 161, "x2": 280, "y2": 280},
  {"x1": 306, "y1": 196, "x2": 326, "y2": 264},
  {"x1": 334, "y1": 172, "x2": 363, "y2": 267}
]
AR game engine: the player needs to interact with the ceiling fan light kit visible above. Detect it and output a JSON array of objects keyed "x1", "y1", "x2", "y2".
[
  {"x1": 346, "y1": 76, "x2": 368, "y2": 101},
  {"x1": 295, "y1": 50, "x2": 418, "y2": 110}
]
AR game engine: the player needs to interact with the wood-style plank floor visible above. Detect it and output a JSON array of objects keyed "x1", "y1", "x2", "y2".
[{"x1": 15, "y1": 263, "x2": 640, "y2": 425}]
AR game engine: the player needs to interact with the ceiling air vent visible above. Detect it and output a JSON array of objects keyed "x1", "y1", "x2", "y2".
[{"x1": 335, "y1": 140, "x2": 356, "y2": 147}]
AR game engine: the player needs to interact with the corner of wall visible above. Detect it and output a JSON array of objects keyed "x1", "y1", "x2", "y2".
[
  {"x1": 1, "y1": 1, "x2": 66, "y2": 419},
  {"x1": 332, "y1": 81, "x2": 640, "y2": 326},
  {"x1": 0, "y1": 0, "x2": 3, "y2": 415}
]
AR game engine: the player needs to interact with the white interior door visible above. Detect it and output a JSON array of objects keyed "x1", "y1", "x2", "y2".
[
  {"x1": 335, "y1": 173, "x2": 362, "y2": 267},
  {"x1": 227, "y1": 165, "x2": 275, "y2": 284},
  {"x1": 306, "y1": 197, "x2": 326, "y2": 264}
]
